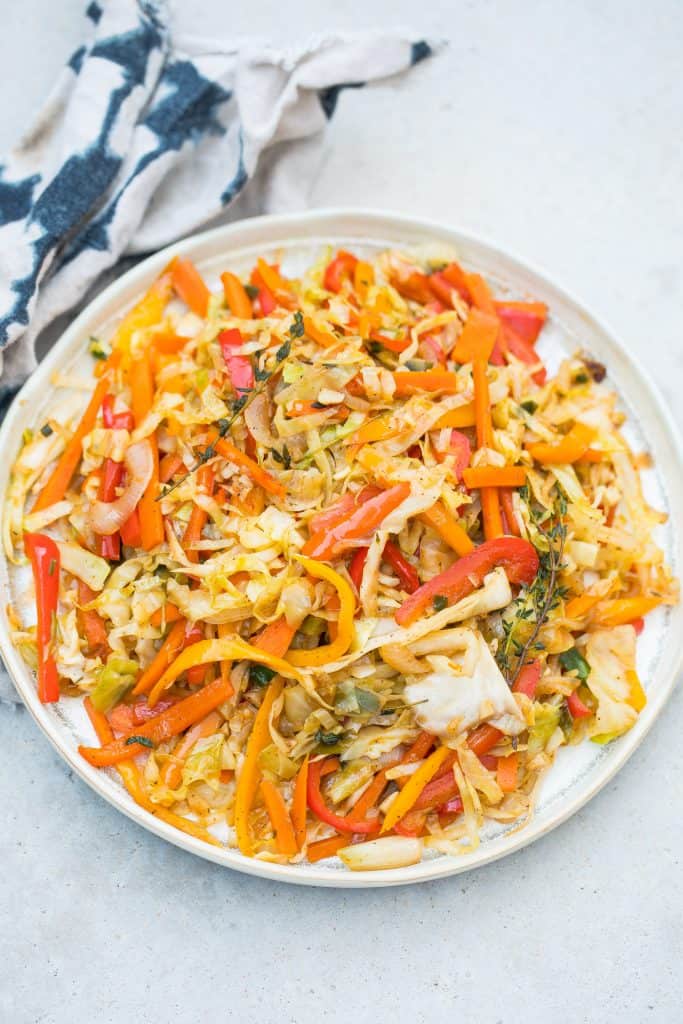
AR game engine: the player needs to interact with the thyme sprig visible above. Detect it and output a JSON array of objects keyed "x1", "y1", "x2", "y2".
[
  {"x1": 498, "y1": 484, "x2": 568, "y2": 686},
  {"x1": 158, "y1": 313, "x2": 303, "y2": 499}
]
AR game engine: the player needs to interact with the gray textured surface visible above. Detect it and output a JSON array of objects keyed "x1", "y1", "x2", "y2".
[{"x1": 2, "y1": 2, "x2": 683, "y2": 1022}]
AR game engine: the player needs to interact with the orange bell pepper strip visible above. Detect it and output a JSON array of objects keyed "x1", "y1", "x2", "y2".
[
  {"x1": 395, "y1": 535, "x2": 539, "y2": 626},
  {"x1": 419, "y1": 501, "x2": 474, "y2": 557},
  {"x1": 234, "y1": 678, "x2": 284, "y2": 856},
  {"x1": 354, "y1": 260, "x2": 374, "y2": 302},
  {"x1": 32, "y1": 374, "x2": 110, "y2": 511},
  {"x1": 182, "y1": 463, "x2": 215, "y2": 562},
  {"x1": 565, "y1": 592, "x2": 604, "y2": 619},
  {"x1": 132, "y1": 619, "x2": 188, "y2": 696},
  {"x1": 214, "y1": 437, "x2": 285, "y2": 498},
  {"x1": 307, "y1": 834, "x2": 349, "y2": 863},
  {"x1": 129, "y1": 350, "x2": 164, "y2": 549},
  {"x1": 303, "y1": 315, "x2": 339, "y2": 348},
  {"x1": 434, "y1": 403, "x2": 477, "y2": 429},
  {"x1": 149, "y1": 603, "x2": 182, "y2": 628},
  {"x1": 170, "y1": 257, "x2": 210, "y2": 316},
  {"x1": 467, "y1": 722, "x2": 504, "y2": 757},
  {"x1": 83, "y1": 697, "x2": 221, "y2": 846},
  {"x1": 381, "y1": 745, "x2": 451, "y2": 833},
  {"x1": 255, "y1": 616, "x2": 298, "y2": 659},
  {"x1": 452, "y1": 308, "x2": 499, "y2": 364},
  {"x1": 291, "y1": 755, "x2": 310, "y2": 850},
  {"x1": 261, "y1": 778, "x2": 298, "y2": 856},
  {"x1": 80, "y1": 675, "x2": 234, "y2": 766},
  {"x1": 160, "y1": 709, "x2": 224, "y2": 790},
  {"x1": 593, "y1": 596, "x2": 662, "y2": 627},
  {"x1": 221, "y1": 271, "x2": 253, "y2": 318},
  {"x1": 304, "y1": 483, "x2": 410, "y2": 561},
  {"x1": 77, "y1": 580, "x2": 109, "y2": 658},
  {"x1": 496, "y1": 752, "x2": 519, "y2": 793},
  {"x1": 526, "y1": 422, "x2": 597, "y2": 464},
  {"x1": 150, "y1": 331, "x2": 188, "y2": 355},
  {"x1": 393, "y1": 370, "x2": 460, "y2": 396},
  {"x1": 462, "y1": 466, "x2": 527, "y2": 489}
]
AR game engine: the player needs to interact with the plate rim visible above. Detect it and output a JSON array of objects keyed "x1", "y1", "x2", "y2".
[{"x1": 2, "y1": 206, "x2": 682, "y2": 888}]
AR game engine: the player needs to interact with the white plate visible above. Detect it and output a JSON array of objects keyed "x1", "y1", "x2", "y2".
[{"x1": 2, "y1": 209, "x2": 682, "y2": 887}]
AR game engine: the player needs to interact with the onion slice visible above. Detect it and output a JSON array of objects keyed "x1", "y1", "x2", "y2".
[
  {"x1": 89, "y1": 440, "x2": 154, "y2": 536},
  {"x1": 338, "y1": 836, "x2": 422, "y2": 871}
]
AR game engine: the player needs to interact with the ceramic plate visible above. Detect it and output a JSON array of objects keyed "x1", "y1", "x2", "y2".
[{"x1": 2, "y1": 209, "x2": 682, "y2": 887}]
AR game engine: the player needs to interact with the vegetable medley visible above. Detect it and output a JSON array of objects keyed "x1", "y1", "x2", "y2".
[{"x1": 7, "y1": 243, "x2": 677, "y2": 871}]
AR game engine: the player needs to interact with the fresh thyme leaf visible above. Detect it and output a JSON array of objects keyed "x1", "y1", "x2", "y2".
[
  {"x1": 433, "y1": 595, "x2": 449, "y2": 612},
  {"x1": 315, "y1": 728, "x2": 344, "y2": 747},
  {"x1": 40, "y1": 423, "x2": 53, "y2": 437},
  {"x1": 276, "y1": 339, "x2": 291, "y2": 363},
  {"x1": 520, "y1": 400, "x2": 538, "y2": 414},
  {"x1": 289, "y1": 310, "x2": 304, "y2": 339},
  {"x1": 126, "y1": 736, "x2": 155, "y2": 749},
  {"x1": 244, "y1": 283, "x2": 259, "y2": 300},
  {"x1": 254, "y1": 367, "x2": 271, "y2": 382},
  {"x1": 559, "y1": 647, "x2": 591, "y2": 682}
]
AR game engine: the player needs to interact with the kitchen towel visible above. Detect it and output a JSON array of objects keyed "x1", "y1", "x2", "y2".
[{"x1": 0, "y1": 0, "x2": 435, "y2": 703}]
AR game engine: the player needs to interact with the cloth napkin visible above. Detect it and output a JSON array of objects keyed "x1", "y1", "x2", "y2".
[{"x1": 0, "y1": 0, "x2": 435, "y2": 703}]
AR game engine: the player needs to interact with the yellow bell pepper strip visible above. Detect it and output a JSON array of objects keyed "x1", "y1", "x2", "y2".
[
  {"x1": 395, "y1": 535, "x2": 539, "y2": 626},
  {"x1": 626, "y1": 670, "x2": 647, "y2": 712},
  {"x1": 221, "y1": 270, "x2": 253, "y2": 318},
  {"x1": 234, "y1": 677, "x2": 285, "y2": 855},
  {"x1": 392, "y1": 370, "x2": 460, "y2": 396},
  {"x1": 452, "y1": 308, "x2": 499, "y2": 364},
  {"x1": 419, "y1": 501, "x2": 474, "y2": 557},
  {"x1": 83, "y1": 697, "x2": 221, "y2": 847},
  {"x1": 110, "y1": 270, "x2": 173, "y2": 358},
  {"x1": 32, "y1": 374, "x2": 111, "y2": 512},
  {"x1": 353, "y1": 260, "x2": 374, "y2": 302},
  {"x1": 564, "y1": 592, "x2": 604, "y2": 619},
  {"x1": 261, "y1": 778, "x2": 299, "y2": 856},
  {"x1": 434, "y1": 403, "x2": 477, "y2": 429},
  {"x1": 593, "y1": 596, "x2": 662, "y2": 627},
  {"x1": 462, "y1": 466, "x2": 527, "y2": 489},
  {"x1": 214, "y1": 437, "x2": 286, "y2": 499},
  {"x1": 291, "y1": 755, "x2": 310, "y2": 850},
  {"x1": 146, "y1": 635, "x2": 304, "y2": 708},
  {"x1": 287, "y1": 557, "x2": 356, "y2": 667},
  {"x1": 381, "y1": 745, "x2": 451, "y2": 833},
  {"x1": 79, "y1": 675, "x2": 235, "y2": 766},
  {"x1": 170, "y1": 257, "x2": 211, "y2": 316},
  {"x1": 304, "y1": 483, "x2": 410, "y2": 561},
  {"x1": 526, "y1": 422, "x2": 596, "y2": 465}
]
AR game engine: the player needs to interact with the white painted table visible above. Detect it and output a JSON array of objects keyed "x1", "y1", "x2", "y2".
[{"x1": 2, "y1": 3, "x2": 682, "y2": 1022}]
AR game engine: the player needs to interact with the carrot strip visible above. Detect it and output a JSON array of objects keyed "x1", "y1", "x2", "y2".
[
  {"x1": 462, "y1": 466, "x2": 527, "y2": 489},
  {"x1": 467, "y1": 723, "x2": 502, "y2": 757},
  {"x1": 261, "y1": 778, "x2": 298, "y2": 856},
  {"x1": 255, "y1": 617, "x2": 298, "y2": 659},
  {"x1": 466, "y1": 272, "x2": 496, "y2": 315},
  {"x1": 291, "y1": 755, "x2": 310, "y2": 849},
  {"x1": 171, "y1": 257, "x2": 211, "y2": 316},
  {"x1": 221, "y1": 271, "x2": 253, "y2": 318},
  {"x1": 471, "y1": 356, "x2": 503, "y2": 540},
  {"x1": 150, "y1": 332, "x2": 188, "y2": 355},
  {"x1": 79, "y1": 676, "x2": 232, "y2": 767},
  {"x1": 215, "y1": 438, "x2": 285, "y2": 498},
  {"x1": 182, "y1": 464, "x2": 215, "y2": 562},
  {"x1": 130, "y1": 350, "x2": 164, "y2": 549},
  {"x1": 132, "y1": 619, "x2": 187, "y2": 696},
  {"x1": 452, "y1": 308, "x2": 499, "y2": 364},
  {"x1": 32, "y1": 375, "x2": 110, "y2": 511},
  {"x1": 497, "y1": 752, "x2": 518, "y2": 793},
  {"x1": 150, "y1": 604, "x2": 182, "y2": 628},
  {"x1": 419, "y1": 502, "x2": 474, "y2": 557},
  {"x1": 304, "y1": 315, "x2": 339, "y2": 347},
  {"x1": 159, "y1": 452, "x2": 184, "y2": 483}
]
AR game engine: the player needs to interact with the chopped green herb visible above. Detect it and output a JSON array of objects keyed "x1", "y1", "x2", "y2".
[
  {"x1": 520, "y1": 400, "x2": 538, "y2": 414},
  {"x1": 40, "y1": 423, "x2": 53, "y2": 437},
  {"x1": 244, "y1": 283, "x2": 259, "y2": 300},
  {"x1": 22, "y1": 428, "x2": 34, "y2": 445},
  {"x1": 126, "y1": 736, "x2": 155, "y2": 749},
  {"x1": 433, "y1": 595, "x2": 448, "y2": 612},
  {"x1": 315, "y1": 728, "x2": 343, "y2": 747},
  {"x1": 573, "y1": 373, "x2": 589, "y2": 385},
  {"x1": 559, "y1": 647, "x2": 591, "y2": 682},
  {"x1": 48, "y1": 559, "x2": 57, "y2": 577},
  {"x1": 254, "y1": 366, "x2": 271, "y2": 382},
  {"x1": 88, "y1": 336, "x2": 108, "y2": 360},
  {"x1": 249, "y1": 663, "x2": 277, "y2": 688},
  {"x1": 289, "y1": 310, "x2": 305, "y2": 339},
  {"x1": 276, "y1": 338, "x2": 291, "y2": 363}
]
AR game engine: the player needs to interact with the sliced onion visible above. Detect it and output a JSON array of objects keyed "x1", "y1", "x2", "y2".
[
  {"x1": 338, "y1": 836, "x2": 422, "y2": 871},
  {"x1": 89, "y1": 440, "x2": 154, "y2": 536}
]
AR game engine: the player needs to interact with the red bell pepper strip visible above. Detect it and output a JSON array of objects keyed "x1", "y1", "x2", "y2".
[
  {"x1": 567, "y1": 691, "x2": 592, "y2": 719},
  {"x1": 434, "y1": 428, "x2": 471, "y2": 482},
  {"x1": 383, "y1": 540, "x2": 420, "y2": 594},
  {"x1": 218, "y1": 328, "x2": 254, "y2": 394},
  {"x1": 349, "y1": 546, "x2": 369, "y2": 592},
  {"x1": 395, "y1": 536, "x2": 539, "y2": 626},
  {"x1": 249, "y1": 266, "x2": 276, "y2": 316},
  {"x1": 494, "y1": 300, "x2": 547, "y2": 344},
  {"x1": 24, "y1": 533, "x2": 61, "y2": 703},
  {"x1": 108, "y1": 698, "x2": 176, "y2": 734},
  {"x1": 307, "y1": 757, "x2": 381, "y2": 834},
  {"x1": 512, "y1": 659, "x2": 541, "y2": 699},
  {"x1": 306, "y1": 483, "x2": 411, "y2": 561},
  {"x1": 324, "y1": 250, "x2": 358, "y2": 293},
  {"x1": 102, "y1": 394, "x2": 134, "y2": 431},
  {"x1": 500, "y1": 324, "x2": 546, "y2": 385},
  {"x1": 97, "y1": 458, "x2": 124, "y2": 560}
]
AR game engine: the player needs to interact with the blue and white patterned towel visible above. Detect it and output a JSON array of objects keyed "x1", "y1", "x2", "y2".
[{"x1": 0, "y1": 0, "x2": 434, "y2": 397}]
